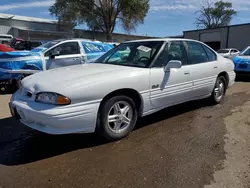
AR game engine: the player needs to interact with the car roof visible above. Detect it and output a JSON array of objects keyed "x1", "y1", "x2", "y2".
[
  {"x1": 0, "y1": 34, "x2": 13, "y2": 37},
  {"x1": 52, "y1": 38, "x2": 101, "y2": 43},
  {"x1": 123, "y1": 38, "x2": 206, "y2": 43},
  {"x1": 219, "y1": 48, "x2": 238, "y2": 50}
]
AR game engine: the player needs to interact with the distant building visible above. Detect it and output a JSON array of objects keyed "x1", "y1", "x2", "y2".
[
  {"x1": 184, "y1": 23, "x2": 250, "y2": 51},
  {"x1": 0, "y1": 13, "x2": 155, "y2": 42},
  {"x1": 74, "y1": 29, "x2": 155, "y2": 42},
  {"x1": 166, "y1": 34, "x2": 184, "y2": 38},
  {"x1": 0, "y1": 13, "x2": 72, "y2": 41}
]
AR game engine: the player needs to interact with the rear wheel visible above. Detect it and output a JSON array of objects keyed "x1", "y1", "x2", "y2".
[
  {"x1": 97, "y1": 95, "x2": 138, "y2": 140},
  {"x1": 210, "y1": 76, "x2": 227, "y2": 104}
]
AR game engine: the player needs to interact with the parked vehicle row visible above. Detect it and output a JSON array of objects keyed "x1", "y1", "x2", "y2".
[
  {"x1": 0, "y1": 39, "x2": 114, "y2": 91},
  {"x1": 9, "y1": 39, "x2": 235, "y2": 140}
]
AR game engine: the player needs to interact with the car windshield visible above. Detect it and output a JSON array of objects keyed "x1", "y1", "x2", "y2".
[
  {"x1": 240, "y1": 46, "x2": 250, "y2": 55},
  {"x1": 31, "y1": 40, "x2": 61, "y2": 52},
  {"x1": 217, "y1": 49, "x2": 229, "y2": 53},
  {"x1": 94, "y1": 41, "x2": 164, "y2": 68}
]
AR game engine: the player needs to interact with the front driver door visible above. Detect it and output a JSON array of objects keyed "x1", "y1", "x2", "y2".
[
  {"x1": 150, "y1": 41, "x2": 193, "y2": 109},
  {"x1": 44, "y1": 41, "x2": 82, "y2": 70}
]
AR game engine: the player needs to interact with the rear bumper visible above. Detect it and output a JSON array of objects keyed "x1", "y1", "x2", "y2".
[{"x1": 228, "y1": 71, "x2": 236, "y2": 88}]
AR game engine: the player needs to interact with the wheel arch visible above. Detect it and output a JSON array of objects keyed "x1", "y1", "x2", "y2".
[
  {"x1": 218, "y1": 71, "x2": 229, "y2": 87},
  {"x1": 99, "y1": 88, "x2": 144, "y2": 117}
]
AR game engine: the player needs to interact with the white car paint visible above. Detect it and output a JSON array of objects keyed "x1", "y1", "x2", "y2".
[
  {"x1": 10, "y1": 38, "x2": 236, "y2": 135},
  {"x1": 218, "y1": 48, "x2": 240, "y2": 59}
]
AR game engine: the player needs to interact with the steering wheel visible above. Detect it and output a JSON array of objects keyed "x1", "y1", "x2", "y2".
[{"x1": 138, "y1": 56, "x2": 150, "y2": 62}]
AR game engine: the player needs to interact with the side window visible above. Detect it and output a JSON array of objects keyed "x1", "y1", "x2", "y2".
[
  {"x1": 153, "y1": 41, "x2": 187, "y2": 67},
  {"x1": 186, "y1": 41, "x2": 209, "y2": 64},
  {"x1": 82, "y1": 42, "x2": 105, "y2": 54},
  {"x1": 202, "y1": 45, "x2": 217, "y2": 61},
  {"x1": 45, "y1": 42, "x2": 80, "y2": 57},
  {"x1": 15, "y1": 41, "x2": 26, "y2": 50}
]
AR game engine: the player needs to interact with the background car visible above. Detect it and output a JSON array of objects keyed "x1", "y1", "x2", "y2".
[
  {"x1": 14, "y1": 40, "x2": 43, "y2": 51},
  {"x1": 232, "y1": 46, "x2": 250, "y2": 75},
  {"x1": 0, "y1": 44, "x2": 14, "y2": 52},
  {"x1": 217, "y1": 48, "x2": 240, "y2": 59},
  {"x1": 31, "y1": 39, "x2": 114, "y2": 69},
  {"x1": 0, "y1": 39, "x2": 114, "y2": 92},
  {"x1": 0, "y1": 34, "x2": 13, "y2": 45},
  {"x1": 9, "y1": 37, "x2": 24, "y2": 48},
  {"x1": 10, "y1": 39, "x2": 235, "y2": 141}
]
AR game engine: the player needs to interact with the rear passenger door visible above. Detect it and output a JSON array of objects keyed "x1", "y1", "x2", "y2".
[
  {"x1": 45, "y1": 41, "x2": 82, "y2": 69},
  {"x1": 185, "y1": 41, "x2": 218, "y2": 97}
]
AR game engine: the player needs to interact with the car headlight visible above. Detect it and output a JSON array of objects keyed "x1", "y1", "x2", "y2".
[{"x1": 35, "y1": 92, "x2": 71, "y2": 105}]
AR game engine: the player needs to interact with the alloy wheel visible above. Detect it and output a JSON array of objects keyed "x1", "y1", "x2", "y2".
[{"x1": 107, "y1": 101, "x2": 133, "y2": 133}]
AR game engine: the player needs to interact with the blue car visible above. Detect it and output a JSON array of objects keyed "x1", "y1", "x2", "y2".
[
  {"x1": 0, "y1": 39, "x2": 114, "y2": 91},
  {"x1": 232, "y1": 46, "x2": 250, "y2": 75}
]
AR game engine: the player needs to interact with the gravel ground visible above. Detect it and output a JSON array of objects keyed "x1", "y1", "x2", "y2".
[{"x1": 0, "y1": 81, "x2": 249, "y2": 188}]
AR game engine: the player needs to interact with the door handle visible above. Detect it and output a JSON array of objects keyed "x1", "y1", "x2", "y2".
[
  {"x1": 214, "y1": 66, "x2": 218, "y2": 69},
  {"x1": 73, "y1": 58, "x2": 80, "y2": 61},
  {"x1": 184, "y1": 72, "x2": 190, "y2": 75}
]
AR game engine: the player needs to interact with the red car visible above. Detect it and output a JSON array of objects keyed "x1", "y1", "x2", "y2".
[{"x1": 0, "y1": 44, "x2": 14, "y2": 52}]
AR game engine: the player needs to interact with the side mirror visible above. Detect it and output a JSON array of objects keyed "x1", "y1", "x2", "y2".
[
  {"x1": 164, "y1": 60, "x2": 182, "y2": 72},
  {"x1": 49, "y1": 51, "x2": 60, "y2": 59}
]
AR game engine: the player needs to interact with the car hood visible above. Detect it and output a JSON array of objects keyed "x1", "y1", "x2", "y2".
[{"x1": 22, "y1": 63, "x2": 142, "y2": 93}]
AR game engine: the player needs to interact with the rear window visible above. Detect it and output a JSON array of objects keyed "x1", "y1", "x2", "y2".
[
  {"x1": 217, "y1": 49, "x2": 229, "y2": 53},
  {"x1": 0, "y1": 35, "x2": 12, "y2": 39}
]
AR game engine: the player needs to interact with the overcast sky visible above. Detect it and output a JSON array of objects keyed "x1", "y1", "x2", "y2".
[{"x1": 0, "y1": 0, "x2": 249, "y2": 37}]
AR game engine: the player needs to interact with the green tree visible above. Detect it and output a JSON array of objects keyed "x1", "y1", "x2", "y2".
[
  {"x1": 50, "y1": 0, "x2": 149, "y2": 41},
  {"x1": 196, "y1": 1, "x2": 237, "y2": 29}
]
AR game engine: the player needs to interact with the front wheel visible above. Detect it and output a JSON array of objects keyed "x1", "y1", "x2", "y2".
[
  {"x1": 210, "y1": 76, "x2": 227, "y2": 104},
  {"x1": 97, "y1": 95, "x2": 138, "y2": 141}
]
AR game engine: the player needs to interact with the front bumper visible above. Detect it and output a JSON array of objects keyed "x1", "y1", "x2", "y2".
[{"x1": 10, "y1": 96, "x2": 101, "y2": 135}]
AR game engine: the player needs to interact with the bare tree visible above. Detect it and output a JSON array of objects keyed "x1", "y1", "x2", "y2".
[{"x1": 196, "y1": 1, "x2": 237, "y2": 29}]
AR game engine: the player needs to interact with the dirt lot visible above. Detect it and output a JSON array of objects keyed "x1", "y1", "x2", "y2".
[{"x1": 0, "y1": 80, "x2": 250, "y2": 188}]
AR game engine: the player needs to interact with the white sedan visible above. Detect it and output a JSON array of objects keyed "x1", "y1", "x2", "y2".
[
  {"x1": 217, "y1": 48, "x2": 240, "y2": 59},
  {"x1": 9, "y1": 39, "x2": 235, "y2": 140}
]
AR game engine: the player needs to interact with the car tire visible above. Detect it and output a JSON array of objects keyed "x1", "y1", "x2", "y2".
[
  {"x1": 97, "y1": 95, "x2": 138, "y2": 141},
  {"x1": 210, "y1": 76, "x2": 227, "y2": 104}
]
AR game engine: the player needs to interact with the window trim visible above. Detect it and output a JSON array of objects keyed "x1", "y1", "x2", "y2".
[
  {"x1": 150, "y1": 40, "x2": 189, "y2": 68},
  {"x1": 184, "y1": 41, "x2": 217, "y2": 65},
  {"x1": 44, "y1": 41, "x2": 81, "y2": 57},
  {"x1": 201, "y1": 44, "x2": 217, "y2": 62}
]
